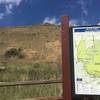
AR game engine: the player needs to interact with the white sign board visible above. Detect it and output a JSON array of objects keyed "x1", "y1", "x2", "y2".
[{"x1": 72, "y1": 26, "x2": 100, "y2": 95}]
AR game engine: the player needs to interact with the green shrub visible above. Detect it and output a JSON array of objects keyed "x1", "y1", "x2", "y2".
[{"x1": 4, "y1": 48, "x2": 24, "y2": 59}]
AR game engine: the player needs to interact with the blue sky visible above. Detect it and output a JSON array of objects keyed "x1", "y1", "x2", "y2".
[{"x1": 0, "y1": 0, "x2": 100, "y2": 26}]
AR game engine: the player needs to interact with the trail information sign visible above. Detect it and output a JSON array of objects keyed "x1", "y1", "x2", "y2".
[{"x1": 72, "y1": 26, "x2": 100, "y2": 95}]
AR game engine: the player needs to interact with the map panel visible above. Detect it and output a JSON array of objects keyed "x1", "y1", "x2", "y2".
[{"x1": 73, "y1": 26, "x2": 100, "y2": 95}]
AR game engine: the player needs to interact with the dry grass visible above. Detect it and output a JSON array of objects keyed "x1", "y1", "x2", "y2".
[
  {"x1": 0, "y1": 24, "x2": 62, "y2": 100},
  {"x1": 0, "y1": 24, "x2": 61, "y2": 64},
  {"x1": 22, "y1": 96, "x2": 63, "y2": 100}
]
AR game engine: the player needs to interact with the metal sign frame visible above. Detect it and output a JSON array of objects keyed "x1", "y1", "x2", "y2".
[{"x1": 71, "y1": 25, "x2": 100, "y2": 96}]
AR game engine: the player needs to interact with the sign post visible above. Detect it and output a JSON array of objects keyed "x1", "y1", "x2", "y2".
[
  {"x1": 61, "y1": 16, "x2": 91, "y2": 100},
  {"x1": 61, "y1": 16, "x2": 72, "y2": 100}
]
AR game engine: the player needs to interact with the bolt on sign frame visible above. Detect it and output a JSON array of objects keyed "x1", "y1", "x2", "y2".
[{"x1": 61, "y1": 16, "x2": 100, "y2": 100}]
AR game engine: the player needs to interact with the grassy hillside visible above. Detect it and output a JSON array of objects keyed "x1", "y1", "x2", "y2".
[
  {"x1": 0, "y1": 24, "x2": 62, "y2": 100},
  {"x1": 0, "y1": 24, "x2": 61, "y2": 65}
]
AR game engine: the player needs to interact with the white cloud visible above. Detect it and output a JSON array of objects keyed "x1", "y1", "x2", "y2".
[
  {"x1": 77, "y1": 0, "x2": 88, "y2": 16},
  {"x1": 0, "y1": 13, "x2": 4, "y2": 19},
  {"x1": 69, "y1": 19, "x2": 89, "y2": 26},
  {"x1": 0, "y1": 0, "x2": 22, "y2": 5},
  {"x1": 43, "y1": 17, "x2": 60, "y2": 25},
  {"x1": 81, "y1": 20, "x2": 88, "y2": 25},
  {"x1": 69, "y1": 19, "x2": 79, "y2": 26},
  {"x1": 0, "y1": 0, "x2": 22, "y2": 19},
  {"x1": 5, "y1": 4, "x2": 13, "y2": 14},
  {"x1": 43, "y1": 18, "x2": 89, "y2": 26},
  {"x1": 98, "y1": 23, "x2": 100, "y2": 25}
]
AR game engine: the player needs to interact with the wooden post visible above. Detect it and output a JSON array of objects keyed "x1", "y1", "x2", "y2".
[{"x1": 61, "y1": 16, "x2": 72, "y2": 100}]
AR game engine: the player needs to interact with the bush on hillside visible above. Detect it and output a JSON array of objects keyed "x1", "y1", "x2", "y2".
[{"x1": 4, "y1": 48, "x2": 24, "y2": 59}]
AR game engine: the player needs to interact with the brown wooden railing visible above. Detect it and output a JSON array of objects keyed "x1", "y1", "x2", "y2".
[
  {"x1": 0, "y1": 79, "x2": 63, "y2": 100},
  {"x1": 0, "y1": 79, "x2": 62, "y2": 87}
]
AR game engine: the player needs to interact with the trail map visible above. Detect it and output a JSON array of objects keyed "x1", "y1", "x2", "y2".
[{"x1": 73, "y1": 26, "x2": 100, "y2": 95}]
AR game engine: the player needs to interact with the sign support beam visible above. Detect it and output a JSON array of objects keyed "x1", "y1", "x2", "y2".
[{"x1": 61, "y1": 16, "x2": 72, "y2": 100}]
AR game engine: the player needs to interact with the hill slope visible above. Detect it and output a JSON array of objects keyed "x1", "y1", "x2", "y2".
[
  {"x1": 0, "y1": 24, "x2": 62, "y2": 100},
  {"x1": 0, "y1": 24, "x2": 61, "y2": 64}
]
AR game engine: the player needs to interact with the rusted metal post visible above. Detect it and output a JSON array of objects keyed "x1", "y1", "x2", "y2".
[{"x1": 61, "y1": 16, "x2": 72, "y2": 100}]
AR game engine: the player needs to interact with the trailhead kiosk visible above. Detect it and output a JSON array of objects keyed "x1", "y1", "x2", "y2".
[{"x1": 61, "y1": 16, "x2": 100, "y2": 100}]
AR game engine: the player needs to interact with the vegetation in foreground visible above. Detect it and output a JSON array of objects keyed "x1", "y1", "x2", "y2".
[
  {"x1": 0, "y1": 62, "x2": 62, "y2": 100},
  {"x1": 0, "y1": 24, "x2": 62, "y2": 100}
]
